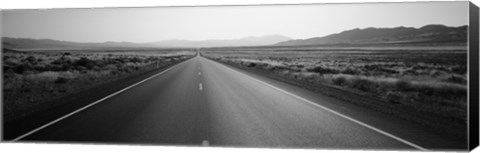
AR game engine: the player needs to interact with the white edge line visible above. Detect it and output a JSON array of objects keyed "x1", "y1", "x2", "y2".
[
  {"x1": 208, "y1": 58, "x2": 428, "y2": 151},
  {"x1": 10, "y1": 60, "x2": 188, "y2": 142}
]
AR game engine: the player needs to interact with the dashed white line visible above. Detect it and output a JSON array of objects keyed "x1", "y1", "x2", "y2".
[
  {"x1": 199, "y1": 83, "x2": 203, "y2": 91},
  {"x1": 198, "y1": 72, "x2": 201, "y2": 75},
  {"x1": 202, "y1": 140, "x2": 209, "y2": 146}
]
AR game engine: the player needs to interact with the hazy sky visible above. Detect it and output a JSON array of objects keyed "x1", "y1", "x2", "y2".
[{"x1": 2, "y1": 1, "x2": 468, "y2": 43}]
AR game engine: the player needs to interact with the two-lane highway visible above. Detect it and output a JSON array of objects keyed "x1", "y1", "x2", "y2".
[{"x1": 13, "y1": 55, "x2": 429, "y2": 150}]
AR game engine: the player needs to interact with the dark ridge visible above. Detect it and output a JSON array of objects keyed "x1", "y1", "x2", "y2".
[{"x1": 275, "y1": 24, "x2": 468, "y2": 46}]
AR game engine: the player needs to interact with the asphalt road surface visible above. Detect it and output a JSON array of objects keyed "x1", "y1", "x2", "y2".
[{"x1": 10, "y1": 55, "x2": 464, "y2": 151}]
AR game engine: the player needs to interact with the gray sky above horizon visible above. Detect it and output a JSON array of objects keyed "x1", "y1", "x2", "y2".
[{"x1": 2, "y1": 1, "x2": 468, "y2": 43}]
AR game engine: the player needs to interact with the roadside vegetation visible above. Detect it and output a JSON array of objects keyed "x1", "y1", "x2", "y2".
[
  {"x1": 203, "y1": 46, "x2": 467, "y2": 138},
  {"x1": 3, "y1": 50, "x2": 194, "y2": 121}
]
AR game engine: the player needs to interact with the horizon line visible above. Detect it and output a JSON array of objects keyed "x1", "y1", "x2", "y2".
[{"x1": 2, "y1": 24, "x2": 468, "y2": 44}]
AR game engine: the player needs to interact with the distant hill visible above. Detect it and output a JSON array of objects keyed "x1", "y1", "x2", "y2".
[
  {"x1": 275, "y1": 24, "x2": 468, "y2": 46},
  {"x1": 1, "y1": 37, "x2": 148, "y2": 51},
  {"x1": 146, "y1": 35, "x2": 291, "y2": 48},
  {"x1": 2, "y1": 35, "x2": 291, "y2": 51}
]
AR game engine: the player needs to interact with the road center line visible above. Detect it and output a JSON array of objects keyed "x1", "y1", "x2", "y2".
[
  {"x1": 199, "y1": 83, "x2": 203, "y2": 91},
  {"x1": 207, "y1": 58, "x2": 428, "y2": 151},
  {"x1": 10, "y1": 59, "x2": 192, "y2": 142}
]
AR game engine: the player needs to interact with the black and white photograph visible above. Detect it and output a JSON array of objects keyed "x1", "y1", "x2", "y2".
[{"x1": 1, "y1": 0, "x2": 479, "y2": 152}]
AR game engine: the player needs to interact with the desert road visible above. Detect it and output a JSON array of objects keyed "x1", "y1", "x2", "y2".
[{"x1": 6, "y1": 55, "x2": 465, "y2": 150}]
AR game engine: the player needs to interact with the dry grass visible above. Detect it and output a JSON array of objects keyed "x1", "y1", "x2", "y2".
[{"x1": 203, "y1": 48, "x2": 468, "y2": 127}]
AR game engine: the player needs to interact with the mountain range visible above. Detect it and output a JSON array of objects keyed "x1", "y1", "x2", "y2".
[
  {"x1": 2, "y1": 38, "x2": 143, "y2": 51},
  {"x1": 2, "y1": 24, "x2": 468, "y2": 51},
  {"x1": 2, "y1": 35, "x2": 291, "y2": 50},
  {"x1": 275, "y1": 24, "x2": 467, "y2": 46},
  {"x1": 146, "y1": 35, "x2": 291, "y2": 48}
]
